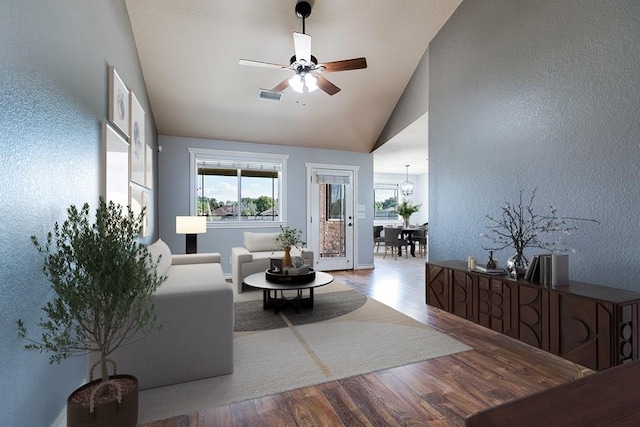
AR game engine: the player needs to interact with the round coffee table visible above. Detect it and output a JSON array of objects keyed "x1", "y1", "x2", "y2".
[{"x1": 243, "y1": 271, "x2": 334, "y2": 314}]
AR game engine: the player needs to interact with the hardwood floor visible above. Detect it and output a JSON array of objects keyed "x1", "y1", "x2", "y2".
[{"x1": 139, "y1": 252, "x2": 586, "y2": 426}]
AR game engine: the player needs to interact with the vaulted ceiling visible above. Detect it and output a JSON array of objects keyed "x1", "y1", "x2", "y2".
[{"x1": 125, "y1": 0, "x2": 462, "y2": 173}]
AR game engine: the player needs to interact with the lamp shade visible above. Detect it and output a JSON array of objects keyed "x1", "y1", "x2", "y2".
[{"x1": 175, "y1": 216, "x2": 207, "y2": 234}]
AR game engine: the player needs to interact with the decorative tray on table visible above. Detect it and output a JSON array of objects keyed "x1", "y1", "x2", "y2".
[{"x1": 265, "y1": 267, "x2": 316, "y2": 284}]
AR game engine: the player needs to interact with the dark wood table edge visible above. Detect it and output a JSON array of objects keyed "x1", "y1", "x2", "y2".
[{"x1": 464, "y1": 360, "x2": 640, "y2": 426}]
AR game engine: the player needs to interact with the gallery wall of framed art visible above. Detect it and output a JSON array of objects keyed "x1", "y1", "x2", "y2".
[{"x1": 104, "y1": 65, "x2": 152, "y2": 237}]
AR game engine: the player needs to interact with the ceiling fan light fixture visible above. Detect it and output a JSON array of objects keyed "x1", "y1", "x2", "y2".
[
  {"x1": 400, "y1": 165, "x2": 414, "y2": 196},
  {"x1": 304, "y1": 74, "x2": 318, "y2": 92},
  {"x1": 289, "y1": 75, "x2": 304, "y2": 93},
  {"x1": 289, "y1": 73, "x2": 318, "y2": 93}
]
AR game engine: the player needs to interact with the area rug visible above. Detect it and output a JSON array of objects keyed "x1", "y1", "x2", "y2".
[
  {"x1": 234, "y1": 288, "x2": 369, "y2": 331},
  {"x1": 137, "y1": 281, "x2": 472, "y2": 424}
]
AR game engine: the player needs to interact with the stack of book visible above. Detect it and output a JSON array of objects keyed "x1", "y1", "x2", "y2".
[
  {"x1": 524, "y1": 254, "x2": 569, "y2": 286},
  {"x1": 473, "y1": 265, "x2": 506, "y2": 275}
]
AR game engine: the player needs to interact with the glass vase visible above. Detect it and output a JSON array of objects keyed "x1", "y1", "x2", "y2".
[{"x1": 507, "y1": 252, "x2": 528, "y2": 277}]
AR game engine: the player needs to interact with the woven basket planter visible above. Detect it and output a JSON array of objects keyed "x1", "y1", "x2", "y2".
[{"x1": 67, "y1": 361, "x2": 138, "y2": 427}]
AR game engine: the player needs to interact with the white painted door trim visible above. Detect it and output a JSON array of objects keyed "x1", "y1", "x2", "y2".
[{"x1": 305, "y1": 162, "x2": 359, "y2": 271}]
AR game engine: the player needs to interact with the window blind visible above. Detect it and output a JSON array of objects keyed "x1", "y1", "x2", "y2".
[{"x1": 316, "y1": 172, "x2": 351, "y2": 184}]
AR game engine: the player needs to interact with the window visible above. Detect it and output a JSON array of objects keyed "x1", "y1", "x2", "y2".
[
  {"x1": 325, "y1": 184, "x2": 345, "y2": 220},
  {"x1": 374, "y1": 183, "x2": 398, "y2": 220},
  {"x1": 189, "y1": 148, "x2": 288, "y2": 225}
]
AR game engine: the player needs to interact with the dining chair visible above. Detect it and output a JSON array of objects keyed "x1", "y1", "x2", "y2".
[
  {"x1": 383, "y1": 227, "x2": 407, "y2": 260},
  {"x1": 411, "y1": 227, "x2": 428, "y2": 258},
  {"x1": 373, "y1": 225, "x2": 385, "y2": 253}
]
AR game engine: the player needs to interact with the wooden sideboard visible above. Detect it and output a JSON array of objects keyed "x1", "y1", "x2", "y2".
[{"x1": 426, "y1": 260, "x2": 640, "y2": 371}]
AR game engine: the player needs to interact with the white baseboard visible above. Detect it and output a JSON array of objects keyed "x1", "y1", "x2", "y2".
[
  {"x1": 52, "y1": 378, "x2": 86, "y2": 427},
  {"x1": 51, "y1": 407, "x2": 65, "y2": 427},
  {"x1": 355, "y1": 264, "x2": 375, "y2": 270}
]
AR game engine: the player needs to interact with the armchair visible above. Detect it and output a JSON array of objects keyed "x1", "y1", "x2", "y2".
[{"x1": 231, "y1": 232, "x2": 314, "y2": 293}]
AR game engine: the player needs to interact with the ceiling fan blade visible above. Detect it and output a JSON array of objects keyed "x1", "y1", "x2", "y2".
[
  {"x1": 315, "y1": 75, "x2": 341, "y2": 96},
  {"x1": 271, "y1": 77, "x2": 291, "y2": 93},
  {"x1": 293, "y1": 32, "x2": 311, "y2": 63},
  {"x1": 239, "y1": 59, "x2": 289, "y2": 70},
  {"x1": 319, "y1": 57, "x2": 368, "y2": 73}
]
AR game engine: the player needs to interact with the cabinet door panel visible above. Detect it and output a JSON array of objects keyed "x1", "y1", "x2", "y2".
[
  {"x1": 617, "y1": 304, "x2": 638, "y2": 365},
  {"x1": 491, "y1": 280, "x2": 516, "y2": 338},
  {"x1": 426, "y1": 264, "x2": 450, "y2": 311},
  {"x1": 452, "y1": 270, "x2": 477, "y2": 321},
  {"x1": 558, "y1": 294, "x2": 609, "y2": 370},
  {"x1": 519, "y1": 286, "x2": 543, "y2": 348},
  {"x1": 478, "y1": 277, "x2": 492, "y2": 328}
]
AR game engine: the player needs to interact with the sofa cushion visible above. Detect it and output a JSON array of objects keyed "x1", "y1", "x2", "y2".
[
  {"x1": 244, "y1": 232, "x2": 279, "y2": 252},
  {"x1": 172, "y1": 253, "x2": 221, "y2": 265},
  {"x1": 162, "y1": 263, "x2": 225, "y2": 289},
  {"x1": 147, "y1": 239, "x2": 172, "y2": 277}
]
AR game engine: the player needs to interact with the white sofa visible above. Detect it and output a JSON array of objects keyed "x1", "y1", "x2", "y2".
[
  {"x1": 88, "y1": 239, "x2": 234, "y2": 390},
  {"x1": 231, "y1": 232, "x2": 314, "y2": 293}
]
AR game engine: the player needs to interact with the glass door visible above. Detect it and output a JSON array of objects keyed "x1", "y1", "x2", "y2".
[{"x1": 308, "y1": 167, "x2": 354, "y2": 271}]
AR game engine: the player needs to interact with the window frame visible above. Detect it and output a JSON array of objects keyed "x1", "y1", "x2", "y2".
[
  {"x1": 325, "y1": 183, "x2": 345, "y2": 221},
  {"x1": 374, "y1": 183, "x2": 399, "y2": 221},
  {"x1": 188, "y1": 148, "x2": 289, "y2": 228}
]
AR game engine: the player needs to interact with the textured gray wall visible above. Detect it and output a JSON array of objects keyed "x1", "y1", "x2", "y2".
[
  {"x1": 157, "y1": 135, "x2": 375, "y2": 273},
  {"x1": 0, "y1": 1, "x2": 156, "y2": 425},
  {"x1": 429, "y1": 0, "x2": 640, "y2": 289}
]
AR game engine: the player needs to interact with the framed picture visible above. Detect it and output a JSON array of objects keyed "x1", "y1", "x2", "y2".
[
  {"x1": 103, "y1": 122, "x2": 130, "y2": 211},
  {"x1": 129, "y1": 91, "x2": 145, "y2": 185},
  {"x1": 109, "y1": 66, "x2": 129, "y2": 138},
  {"x1": 142, "y1": 191, "x2": 150, "y2": 237},
  {"x1": 145, "y1": 142, "x2": 153, "y2": 189},
  {"x1": 130, "y1": 186, "x2": 151, "y2": 237}
]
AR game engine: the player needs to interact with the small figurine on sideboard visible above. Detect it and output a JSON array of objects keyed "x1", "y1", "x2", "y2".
[{"x1": 487, "y1": 251, "x2": 497, "y2": 269}]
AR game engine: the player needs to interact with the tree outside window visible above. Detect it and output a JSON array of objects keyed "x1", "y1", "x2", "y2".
[{"x1": 374, "y1": 184, "x2": 398, "y2": 220}]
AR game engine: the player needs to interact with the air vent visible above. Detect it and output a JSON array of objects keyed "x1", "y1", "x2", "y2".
[{"x1": 258, "y1": 89, "x2": 282, "y2": 101}]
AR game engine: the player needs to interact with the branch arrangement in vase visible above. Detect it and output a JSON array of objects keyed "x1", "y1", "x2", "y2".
[
  {"x1": 274, "y1": 225, "x2": 306, "y2": 250},
  {"x1": 481, "y1": 188, "x2": 599, "y2": 267}
]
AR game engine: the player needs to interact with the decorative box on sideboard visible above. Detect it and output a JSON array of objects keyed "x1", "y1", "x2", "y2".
[{"x1": 426, "y1": 260, "x2": 640, "y2": 371}]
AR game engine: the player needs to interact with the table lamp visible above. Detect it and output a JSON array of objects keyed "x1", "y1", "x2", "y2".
[{"x1": 175, "y1": 216, "x2": 207, "y2": 254}]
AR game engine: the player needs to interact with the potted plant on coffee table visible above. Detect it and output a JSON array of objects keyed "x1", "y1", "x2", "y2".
[
  {"x1": 17, "y1": 198, "x2": 166, "y2": 427},
  {"x1": 274, "y1": 225, "x2": 306, "y2": 267}
]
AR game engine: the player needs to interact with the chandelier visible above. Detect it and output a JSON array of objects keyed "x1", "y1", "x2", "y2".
[{"x1": 400, "y1": 164, "x2": 414, "y2": 196}]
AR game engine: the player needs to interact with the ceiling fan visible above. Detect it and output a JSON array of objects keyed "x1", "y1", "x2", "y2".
[{"x1": 239, "y1": 1, "x2": 367, "y2": 96}]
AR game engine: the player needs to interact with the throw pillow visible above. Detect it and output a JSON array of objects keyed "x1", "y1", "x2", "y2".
[
  {"x1": 244, "y1": 232, "x2": 279, "y2": 252},
  {"x1": 147, "y1": 238, "x2": 172, "y2": 276}
]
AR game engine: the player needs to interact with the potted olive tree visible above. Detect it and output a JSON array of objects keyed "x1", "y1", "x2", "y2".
[
  {"x1": 17, "y1": 198, "x2": 166, "y2": 426},
  {"x1": 397, "y1": 199, "x2": 421, "y2": 228},
  {"x1": 274, "y1": 225, "x2": 306, "y2": 267}
]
